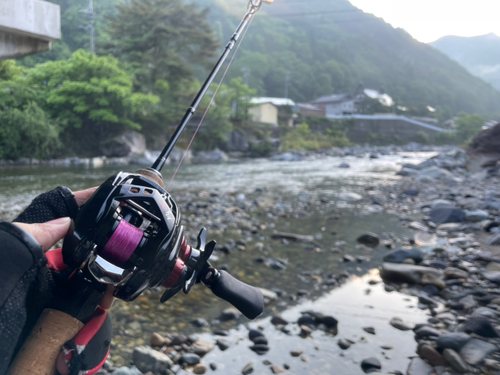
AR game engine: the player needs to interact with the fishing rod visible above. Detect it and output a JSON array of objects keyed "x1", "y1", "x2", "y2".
[{"x1": 8, "y1": 1, "x2": 274, "y2": 373}]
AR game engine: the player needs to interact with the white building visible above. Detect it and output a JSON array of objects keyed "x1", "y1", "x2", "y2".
[{"x1": 311, "y1": 93, "x2": 356, "y2": 116}]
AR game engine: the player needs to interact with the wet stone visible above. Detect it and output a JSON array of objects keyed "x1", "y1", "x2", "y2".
[
  {"x1": 443, "y1": 349, "x2": 468, "y2": 373},
  {"x1": 216, "y1": 339, "x2": 230, "y2": 351},
  {"x1": 133, "y1": 346, "x2": 173, "y2": 375},
  {"x1": 290, "y1": 350, "x2": 303, "y2": 357},
  {"x1": 459, "y1": 338, "x2": 498, "y2": 366},
  {"x1": 437, "y1": 332, "x2": 471, "y2": 352},
  {"x1": 390, "y1": 317, "x2": 412, "y2": 331},
  {"x1": 179, "y1": 353, "x2": 201, "y2": 366},
  {"x1": 213, "y1": 330, "x2": 229, "y2": 336},
  {"x1": 407, "y1": 358, "x2": 433, "y2": 375},
  {"x1": 252, "y1": 336, "x2": 268, "y2": 345},
  {"x1": 357, "y1": 233, "x2": 380, "y2": 248},
  {"x1": 193, "y1": 364, "x2": 208, "y2": 374},
  {"x1": 242, "y1": 363, "x2": 254, "y2": 375},
  {"x1": 249, "y1": 344, "x2": 269, "y2": 355},
  {"x1": 220, "y1": 308, "x2": 241, "y2": 321},
  {"x1": 270, "y1": 365, "x2": 285, "y2": 374},
  {"x1": 361, "y1": 357, "x2": 382, "y2": 373},
  {"x1": 249, "y1": 329, "x2": 265, "y2": 341},
  {"x1": 191, "y1": 318, "x2": 209, "y2": 327},
  {"x1": 150, "y1": 332, "x2": 168, "y2": 347},
  {"x1": 363, "y1": 327, "x2": 376, "y2": 335},
  {"x1": 415, "y1": 326, "x2": 442, "y2": 339},
  {"x1": 338, "y1": 338, "x2": 351, "y2": 350},
  {"x1": 192, "y1": 341, "x2": 215, "y2": 356},
  {"x1": 209, "y1": 363, "x2": 217, "y2": 371},
  {"x1": 417, "y1": 344, "x2": 448, "y2": 366},
  {"x1": 170, "y1": 334, "x2": 188, "y2": 346},
  {"x1": 459, "y1": 316, "x2": 500, "y2": 338},
  {"x1": 271, "y1": 315, "x2": 289, "y2": 326}
]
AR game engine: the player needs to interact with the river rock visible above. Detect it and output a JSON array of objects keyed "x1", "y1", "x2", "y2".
[
  {"x1": 443, "y1": 349, "x2": 468, "y2": 373},
  {"x1": 338, "y1": 338, "x2": 351, "y2": 350},
  {"x1": 383, "y1": 249, "x2": 424, "y2": 264},
  {"x1": 193, "y1": 364, "x2": 208, "y2": 374},
  {"x1": 192, "y1": 341, "x2": 216, "y2": 356},
  {"x1": 357, "y1": 233, "x2": 380, "y2": 248},
  {"x1": 402, "y1": 188, "x2": 420, "y2": 196},
  {"x1": 101, "y1": 131, "x2": 146, "y2": 157},
  {"x1": 437, "y1": 332, "x2": 471, "y2": 352},
  {"x1": 193, "y1": 149, "x2": 228, "y2": 163},
  {"x1": 390, "y1": 317, "x2": 412, "y2": 331},
  {"x1": 271, "y1": 232, "x2": 314, "y2": 243},
  {"x1": 417, "y1": 166, "x2": 454, "y2": 180},
  {"x1": 216, "y1": 339, "x2": 230, "y2": 351},
  {"x1": 271, "y1": 152, "x2": 301, "y2": 162},
  {"x1": 467, "y1": 122, "x2": 500, "y2": 172},
  {"x1": 380, "y1": 263, "x2": 441, "y2": 284},
  {"x1": 361, "y1": 357, "x2": 381, "y2": 373},
  {"x1": 421, "y1": 273, "x2": 446, "y2": 289},
  {"x1": 430, "y1": 207, "x2": 466, "y2": 224},
  {"x1": 242, "y1": 363, "x2": 254, "y2": 375},
  {"x1": 472, "y1": 307, "x2": 500, "y2": 318},
  {"x1": 460, "y1": 338, "x2": 498, "y2": 366},
  {"x1": 459, "y1": 316, "x2": 500, "y2": 338},
  {"x1": 483, "y1": 271, "x2": 500, "y2": 284},
  {"x1": 444, "y1": 267, "x2": 468, "y2": 280},
  {"x1": 179, "y1": 353, "x2": 201, "y2": 366},
  {"x1": 248, "y1": 329, "x2": 264, "y2": 341},
  {"x1": 249, "y1": 344, "x2": 270, "y2": 354},
  {"x1": 338, "y1": 191, "x2": 363, "y2": 201},
  {"x1": 150, "y1": 332, "x2": 168, "y2": 347},
  {"x1": 417, "y1": 344, "x2": 448, "y2": 366},
  {"x1": 271, "y1": 315, "x2": 289, "y2": 326},
  {"x1": 465, "y1": 210, "x2": 489, "y2": 222},
  {"x1": 112, "y1": 367, "x2": 142, "y2": 375},
  {"x1": 220, "y1": 308, "x2": 241, "y2": 321},
  {"x1": 259, "y1": 288, "x2": 278, "y2": 304},
  {"x1": 363, "y1": 327, "x2": 376, "y2": 335},
  {"x1": 133, "y1": 346, "x2": 173, "y2": 375},
  {"x1": 486, "y1": 233, "x2": 500, "y2": 246},
  {"x1": 270, "y1": 365, "x2": 285, "y2": 374},
  {"x1": 407, "y1": 358, "x2": 433, "y2": 375},
  {"x1": 338, "y1": 163, "x2": 350, "y2": 168},
  {"x1": 415, "y1": 326, "x2": 442, "y2": 339}
]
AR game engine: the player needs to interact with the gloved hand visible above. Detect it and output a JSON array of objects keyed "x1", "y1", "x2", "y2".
[{"x1": 11, "y1": 186, "x2": 112, "y2": 375}]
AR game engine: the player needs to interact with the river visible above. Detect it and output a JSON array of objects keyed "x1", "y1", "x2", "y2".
[{"x1": 0, "y1": 152, "x2": 436, "y2": 374}]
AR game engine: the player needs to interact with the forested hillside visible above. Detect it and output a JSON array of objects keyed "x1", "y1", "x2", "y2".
[{"x1": 431, "y1": 33, "x2": 500, "y2": 92}]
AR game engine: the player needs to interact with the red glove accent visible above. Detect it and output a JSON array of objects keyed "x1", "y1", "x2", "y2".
[{"x1": 46, "y1": 248, "x2": 68, "y2": 272}]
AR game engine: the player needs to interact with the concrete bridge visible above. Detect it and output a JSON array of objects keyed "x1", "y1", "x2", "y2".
[
  {"x1": 327, "y1": 114, "x2": 446, "y2": 142},
  {"x1": 0, "y1": 0, "x2": 60, "y2": 59}
]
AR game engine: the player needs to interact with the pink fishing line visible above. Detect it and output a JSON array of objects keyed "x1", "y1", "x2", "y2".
[
  {"x1": 167, "y1": 16, "x2": 255, "y2": 190},
  {"x1": 101, "y1": 220, "x2": 143, "y2": 267}
]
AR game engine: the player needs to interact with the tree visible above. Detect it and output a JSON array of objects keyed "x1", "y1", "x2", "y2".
[
  {"x1": 1, "y1": 51, "x2": 159, "y2": 156},
  {"x1": 107, "y1": 0, "x2": 219, "y2": 93},
  {"x1": 455, "y1": 114, "x2": 485, "y2": 144}
]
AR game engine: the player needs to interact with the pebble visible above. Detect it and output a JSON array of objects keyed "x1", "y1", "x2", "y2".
[
  {"x1": 338, "y1": 338, "x2": 351, "y2": 350},
  {"x1": 417, "y1": 344, "x2": 448, "y2": 366},
  {"x1": 179, "y1": 353, "x2": 201, "y2": 366},
  {"x1": 249, "y1": 344, "x2": 269, "y2": 354},
  {"x1": 271, "y1": 315, "x2": 289, "y2": 326},
  {"x1": 290, "y1": 350, "x2": 303, "y2": 357},
  {"x1": 357, "y1": 233, "x2": 380, "y2": 248},
  {"x1": 242, "y1": 363, "x2": 254, "y2": 375},
  {"x1": 150, "y1": 332, "x2": 168, "y2": 347},
  {"x1": 389, "y1": 317, "x2": 412, "y2": 331},
  {"x1": 443, "y1": 349, "x2": 468, "y2": 373},
  {"x1": 436, "y1": 332, "x2": 471, "y2": 352},
  {"x1": 270, "y1": 365, "x2": 285, "y2": 374},
  {"x1": 360, "y1": 357, "x2": 382, "y2": 373},
  {"x1": 248, "y1": 329, "x2": 265, "y2": 341},
  {"x1": 132, "y1": 346, "x2": 173, "y2": 375},
  {"x1": 193, "y1": 364, "x2": 208, "y2": 374},
  {"x1": 407, "y1": 358, "x2": 433, "y2": 375},
  {"x1": 362, "y1": 327, "x2": 376, "y2": 335}
]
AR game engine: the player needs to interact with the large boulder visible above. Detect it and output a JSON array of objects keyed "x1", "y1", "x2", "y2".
[
  {"x1": 417, "y1": 166, "x2": 455, "y2": 181},
  {"x1": 430, "y1": 207, "x2": 466, "y2": 224},
  {"x1": 467, "y1": 123, "x2": 500, "y2": 173},
  {"x1": 380, "y1": 263, "x2": 442, "y2": 284},
  {"x1": 193, "y1": 149, "x2": 228, "y2": 164},
  {"x1": 101, "y1": 131, "x2": 146, "y2": 157}
]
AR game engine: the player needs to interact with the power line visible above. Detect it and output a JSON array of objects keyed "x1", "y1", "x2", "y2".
[{"x1": 271, "y1": 9, "x2": 363, "y2": 18}]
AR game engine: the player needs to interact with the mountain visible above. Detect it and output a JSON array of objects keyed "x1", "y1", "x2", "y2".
[
  {"x1": 430, "y1": 33, "x2": 500, "y2": 92},
  {"x1": 190, "y1": 0, "x2": 500, "y2": 119}
]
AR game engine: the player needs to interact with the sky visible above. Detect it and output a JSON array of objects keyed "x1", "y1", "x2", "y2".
[{"x1": 348, "y1": 0, "x2": 500, "y2": 43}]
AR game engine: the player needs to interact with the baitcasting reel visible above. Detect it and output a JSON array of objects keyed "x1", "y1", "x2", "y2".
[
  {"x1": 60, "y1": 0, "x2": 275, "y2": 320},
  {"x1": 62, "y1": 168, "x2": 263, "y2": 319}
]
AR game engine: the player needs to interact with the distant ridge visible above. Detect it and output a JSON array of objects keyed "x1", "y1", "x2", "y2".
[{"x1": 430, "y1": 33, "x2": 500, "y2": 91}]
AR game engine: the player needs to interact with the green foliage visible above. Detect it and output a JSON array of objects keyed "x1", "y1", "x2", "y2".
[
  {"x1": 107, "y1": 0, "x2": 219, "y2": 92},
  {"x1": 250, "y1": 139, "x2": 274, "y2": 157},
  {"x1": 0, "y1": 102, "x2": 60, "y2": 159},
  {"x1": 455, "y1": 114, "x2": 485, "y2": 144},
  {"x1": 228, "y1": 77, "x2": 257, "y2": 121},
  {"x1": 281, "y1": 122, "x2": 350, "y2": 151}
]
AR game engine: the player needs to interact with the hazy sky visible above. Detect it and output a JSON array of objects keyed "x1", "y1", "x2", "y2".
[{"x1": 348, "y1": 0, "x2": 499, "y2": 43}]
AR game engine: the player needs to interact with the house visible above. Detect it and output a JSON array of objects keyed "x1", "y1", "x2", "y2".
[
  {"x1": 295, "y1": 103, "x2": 325, "y2": 117},
  {"x1": 249, "y1": 97, "x2": 296, "y2": 125},
  {"x1": 354, "y1": 84, "x2": 394, "y2": 113},
  {"x1": 311, "y1": 93, "x2": 356, "y2": 116}
]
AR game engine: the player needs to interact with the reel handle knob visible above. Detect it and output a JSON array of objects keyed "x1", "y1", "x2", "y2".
[{"x1": 207, "y1": 270, "x2": 264, "y2": 320}]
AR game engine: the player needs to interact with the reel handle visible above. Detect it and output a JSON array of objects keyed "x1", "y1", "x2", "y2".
[{"x1": 208, "y1": 270, "x2": 264, "y2": 320}]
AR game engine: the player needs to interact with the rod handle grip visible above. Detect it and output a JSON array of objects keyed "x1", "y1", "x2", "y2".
[
  {"x1": 210, "y1": 271, "x2": 264, "y2": 320},
  {"x1": 8, "y1": 309, "x2": 84, "y2": 375}
]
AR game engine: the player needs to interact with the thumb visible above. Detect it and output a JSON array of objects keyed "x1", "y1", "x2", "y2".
[{"x1": 14, "y1": 217, "x2": 71, "y2": 253}]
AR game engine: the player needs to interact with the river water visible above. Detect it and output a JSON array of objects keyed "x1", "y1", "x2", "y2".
[{"x1": 0, "y1": 152, "x2": 436, "y2": 373}]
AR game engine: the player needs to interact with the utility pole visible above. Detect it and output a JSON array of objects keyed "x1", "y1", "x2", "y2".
[
  {"x1": 284, "y1": 72, "x2": 290, "y2": 99},
  {"x1": 80, "y1": 0, "x2": 95, "y2": 53},
  {"x1": 241, "y1": 67, "x2": 251, "y2": 85}
]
